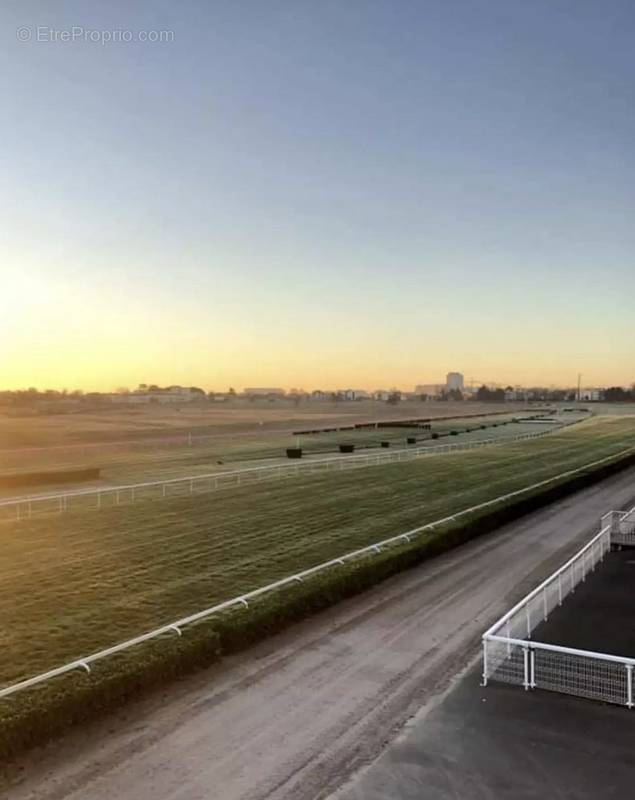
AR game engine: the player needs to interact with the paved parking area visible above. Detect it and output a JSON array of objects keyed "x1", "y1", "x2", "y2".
[
  {"x1": 531, "y1": 548, "x2": 635, "y2": 657},
  {"x1": 336, "y1": 665, "x2": 635, "y2": 800}
]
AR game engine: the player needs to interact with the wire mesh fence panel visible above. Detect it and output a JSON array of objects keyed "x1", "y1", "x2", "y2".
[
  {"x1": 484, "y1": 639, "x2": 527, "y2": 686},
  {"x1": 544, "y1": 580, "x2": 561, "y2": 619},
  {"x1": 533, "y1": 649, "x2": 629, "y2": 706},
  {"x1": 615, "y1": 508, "x2": 635, "y2": 546},
  {"x1": 526, "y1": 592, "x2": 546, "y2": 638},
  {"x1": 505, "y1": 610, "x2": 528, "y2": 641},
  {"x1": 481, "y1": 522, "x2": 629, "y2": 706}
]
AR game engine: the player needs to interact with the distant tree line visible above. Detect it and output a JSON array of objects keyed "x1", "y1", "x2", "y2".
[
  {"x1": 604, "y1": 387, "x2": 635, "y2": 402},
  {"x1": 474, "y1": 385, "x2": 506, "y2": 403},
  {"x1": 0, "y1": 388, "x2": 84, "y2": 405}
]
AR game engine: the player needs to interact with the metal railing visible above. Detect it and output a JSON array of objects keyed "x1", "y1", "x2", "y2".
[
  {"x1": 483, "y1": 505, "x2": 635, "y2": 708},
  {"x1": 2, "y1": 448, "x2": 630, "y2": 701},
  {"x1": 1, "y1": 427, "x2": 569, "y2": 522},
  {"x1": 601, "y1": 507, "x2": 635, "y2": 547}
]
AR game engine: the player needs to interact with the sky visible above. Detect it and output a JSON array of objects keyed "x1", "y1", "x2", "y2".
[{"x1": 1, "y1": 0, "x2": 634, "y2": 392}]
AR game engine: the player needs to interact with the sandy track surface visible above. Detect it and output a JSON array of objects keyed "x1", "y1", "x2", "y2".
[{"x1": 7, "y1": 467, "x2": 635, "y2": 800}]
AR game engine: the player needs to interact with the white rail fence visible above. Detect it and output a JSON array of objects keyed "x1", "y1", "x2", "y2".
[
  {"x1": 483, "y1": 505, "x2": 635, "y2": 708},
  {"x1": 1, "y1": 449, "x2": 630, "y2": 702},
  {"x1": 1, "y1": 428, "x2": 567, "y2": 522},
  {"x1": 602, "y1": 507, "x2": 635, "y2": 547}
]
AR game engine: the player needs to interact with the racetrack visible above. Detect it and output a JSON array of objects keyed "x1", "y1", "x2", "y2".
[{"x1": 7, "y1": 467, "x2": 635, "y2": 800}]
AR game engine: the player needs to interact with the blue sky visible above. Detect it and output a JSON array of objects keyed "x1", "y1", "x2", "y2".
[{"x1": 2, "y1": 1, "x2": 634, "y2": 390}]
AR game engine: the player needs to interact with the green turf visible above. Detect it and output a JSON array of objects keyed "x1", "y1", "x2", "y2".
[
  {"x1": 2, "y1": 415, "x2": 634, "y2": 692},
  {"x1": 0, "y1": 411, "x2": 573, "y2": 496}
]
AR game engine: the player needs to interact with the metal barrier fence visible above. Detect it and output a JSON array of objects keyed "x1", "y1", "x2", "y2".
[
  {"x1": 1, "y1": 428, "x2": 564, "y2": 522},
  {"x1": 1, "y1": 449, "x2": 630, "y2": 701},
  {"x1": 482, "y1": 508, "x2": 635, "y2": 708},
  {"x1": 602, "y1": 507, "x2": 635, "y2": 547}
]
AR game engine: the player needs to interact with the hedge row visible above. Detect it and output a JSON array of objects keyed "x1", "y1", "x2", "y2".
[
  {"x1": 2, "y1": 448, "x2": 634, "y2": 765},
  {"x1": 0, "y1": 467, "x2": 101, "y2": 489}
]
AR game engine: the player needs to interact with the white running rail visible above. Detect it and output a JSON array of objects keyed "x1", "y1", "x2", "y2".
[
  {"x1": 1, "y1": 447, "x2": 633, "y2": 701},
  {"x1": 483, "y1": 503, "x2": 635, "y2": 708},
  {"x1": 1, "y1": 426, "x2": 574, "y2": 522}
]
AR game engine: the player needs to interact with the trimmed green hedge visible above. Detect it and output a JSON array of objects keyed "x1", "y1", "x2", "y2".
[{"x1": 1, "y1": 448, "x2": 634, "y2": 764}]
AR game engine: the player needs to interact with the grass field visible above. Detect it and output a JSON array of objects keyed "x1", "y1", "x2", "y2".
[
  {"x1": 0, "y1": 411, "x2": 567, "y2": 500},
  {"x1": 0, "y1": 400, "x2": 540, "y2": 449},
  {"x1": 2, "y1": 415, "x2": 635, "y2": 694}
]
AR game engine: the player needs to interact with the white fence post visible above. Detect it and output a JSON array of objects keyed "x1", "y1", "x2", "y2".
[
  {"x1": 530, "y1": 647, "x2": 536, "y2": 689},
  {"x1": 627, "y1": 665, "x2": 633, "y2": 709}
]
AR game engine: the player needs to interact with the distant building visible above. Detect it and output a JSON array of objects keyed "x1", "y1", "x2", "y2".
[
  {"x1": 504, "y1": 386, "x2": 529, "y2": 402},
  {"x1": 337, "y1": 389, "x2": 370, "y2": 401},
  {"x1": 107, "y1": 391, "x2": 193, "y2": 405},
  {"x1": 580, "y1": 388, "x2": 603, "y2": 402},
  {"x1": 415, "y1": 384, "x2": 444, "y2": 398},
  {"x1": 446, "y1": 372, "x2": 464, "y2": 392},
  {"x1": 244, "y1": 388, "x2": 286, "y2": 398}
]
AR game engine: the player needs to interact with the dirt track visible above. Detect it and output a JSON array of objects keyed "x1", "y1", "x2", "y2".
[{"x1": 7, "y1": 467, "x2": 635, "y2": 800}]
